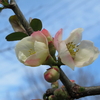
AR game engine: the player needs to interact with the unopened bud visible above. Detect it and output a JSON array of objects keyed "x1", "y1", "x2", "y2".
[
  {"x1": 54, "y1": 88, "x2": 68, "y2": 99},
  {"x1": 44, "y1": 67, "x2": 60, "y2": 83}
]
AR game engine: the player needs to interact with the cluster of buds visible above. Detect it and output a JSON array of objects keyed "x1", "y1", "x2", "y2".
[
  {"x1": 43, "y1": 80, "x2": 75, "y2": 100},
  {"x1": 43, "y1": 86, "x2": 69, "y2": 100}
]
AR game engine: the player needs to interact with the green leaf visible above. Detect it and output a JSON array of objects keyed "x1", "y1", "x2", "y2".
[
  {"x1": 9, "y1": 15, "x2": 26, "y2": 33},
  {"x1": 6, "y1": 32, "x2": 28, "y2": 41},
  {"x1": 30, "y1": 18, "x2": 42, "y2": 31}
]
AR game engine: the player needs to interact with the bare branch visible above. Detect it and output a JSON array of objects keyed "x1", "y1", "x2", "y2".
[
  {"x1": 45, "y1": 84, "x2": 100, "y2": 99},
  {"x1": 59, "y1": 68, "x2": 100, "y2": 99},
  {"x1": 59, "y1": 68, "x2": 74, "y2": 94},
  {"x1": 77, "y1": 86, "x2": 100, "y2": 98}
]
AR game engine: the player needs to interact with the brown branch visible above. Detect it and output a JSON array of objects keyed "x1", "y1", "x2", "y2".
[
  {"x1": 9, "y1": 0, "x2": 34, "y2": 35},
  {"x1": 59, "y1": 68, "x2": 74, "y2": 94},
  {"x1": 76, "y1": 86, "x2": 100, "y2": 98},
  {"x1": 45, "y1": 84, "x2": 100, "y2": 99},
  {"x1": 59, "y1": 68, "x2": 100, "y2": 99}
]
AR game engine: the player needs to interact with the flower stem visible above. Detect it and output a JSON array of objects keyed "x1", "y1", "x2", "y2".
[{"x1": 59, "y1": 68, "x2": 74, "y2": 99}]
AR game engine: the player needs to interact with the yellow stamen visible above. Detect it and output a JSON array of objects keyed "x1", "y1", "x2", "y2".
[
  {"x1": 66, "y1": 42, "x2": 79, "y2": 58},
  {"x1": 28, "y1": 49, "x2": 36, "y2": 55}
]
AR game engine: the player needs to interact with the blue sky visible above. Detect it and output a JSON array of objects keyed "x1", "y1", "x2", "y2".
[{"x1": 0, "y1": 0, "x2": 100, "y2": 100}]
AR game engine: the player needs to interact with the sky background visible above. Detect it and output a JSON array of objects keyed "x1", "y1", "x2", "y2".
[{"x1": 0, "y1": 0, "x2": 100, "y2": 100}]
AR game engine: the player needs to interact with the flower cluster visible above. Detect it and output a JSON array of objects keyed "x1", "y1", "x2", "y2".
[
  {"x1": 15, "y1": 28, "x2": 99, "y2": 83},
  {"x1": 15, "y1": 28, "x2": 99, "y2": 70}
]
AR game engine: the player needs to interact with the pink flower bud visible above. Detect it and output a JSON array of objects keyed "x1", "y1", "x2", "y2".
[
  {"x1": 44, "y1": 67, "x2": 60, "y2": 83},
  {"x1": 41, "y1": 29, "x2": 53, "y2": 42}
]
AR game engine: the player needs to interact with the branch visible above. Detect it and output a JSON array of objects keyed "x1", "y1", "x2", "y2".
[
  {"x1": 59, "y1": 68, "x2": 100, "y2": 99},
  {"x1": 77, "y1": 86, "x2": 100, "y2": 98},
  {"x1": 59, "y1": 68, "x2": 74, "y2": 94},
  {"x1": 45, "y1": 84, "x2": 100, "y2": 99},
  {"x1": 9, "y1": 0, "x2": 33, "y2": 35}
]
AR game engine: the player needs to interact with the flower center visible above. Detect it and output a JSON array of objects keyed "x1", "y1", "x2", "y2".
[
  {"x1": 28, "y1": 49, "x2": 36, "y2": 55},
  {"x1": 66, "y1": 42, "x2": 79, "y2": 58}
]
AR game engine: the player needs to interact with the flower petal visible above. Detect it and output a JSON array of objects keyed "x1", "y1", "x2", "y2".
[
  {"x1": 74, "y1": 40, "x2": 99, "y2": 67},
  {"x1": 41, "y1": 29, "x2": 52, "y2": 41},
  {"x1": 25, "y1": 41, "x2": 49, "y2": 67},
  {"x1": 65, "y1": 28, "x2": 83, "y2": 44},
  {"x1": 58, "y1": 41, "x2": 75, "y2": 70},
  {"x1": 31, "y1": 31, "x2": 48, "y2": 45},
  {"x1": 15, "y1": 36, "x2": 35, "y2": 62},
  {"x1": 54, "y1": 29, "x2": 63, "y2": 51}
]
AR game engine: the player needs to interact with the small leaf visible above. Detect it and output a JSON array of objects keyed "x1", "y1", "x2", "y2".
[
  {"x1": 9, "y1": 15, "x2": 26, "y2": 33},
  {"x1": 6, "y1": 32, "x2": 28, "y2": 41},
  {"x1": 30, "y1": 18, "x2": 42, "y2": 31}
]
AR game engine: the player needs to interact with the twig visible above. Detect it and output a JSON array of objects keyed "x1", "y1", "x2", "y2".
[
  {"x1": 9, "y1": 0, "x2": 33, "y2": 35},
  {"x1": 59, "y1": 68, "x2": 74, "y2": 94},
  {"x1": 59, "y1": 68, "x2": 100, "y2": 99},
  {"x1": 77, "y1": 86, "x2": 100, "y2": 98},
  {"x1": 45, "y1": 84, "x2": 100, "y2": 99}
]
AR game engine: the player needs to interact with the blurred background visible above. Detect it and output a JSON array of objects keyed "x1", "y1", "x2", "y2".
[{"x1": 0, "y1": 0, "x2": 100, "y2": 100}]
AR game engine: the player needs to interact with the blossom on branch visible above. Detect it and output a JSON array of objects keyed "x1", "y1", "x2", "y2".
[
  {"x1": 15, "y1": 30, "x2": 49, "y2": 67},
  {"x1": 54, "y1": 28, "x2": 99, "y2": 70}
]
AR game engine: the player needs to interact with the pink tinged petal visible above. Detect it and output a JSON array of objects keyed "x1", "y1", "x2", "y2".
[
  {"x1": 25, "y1": 41, "x2": 49, "y2": 67},
  {"x1": 58, "y1": 41, "x2": 75, "y2": 70},
  {"x1": 41, "y1": 29, "x2": 52, "y2": 40},
  {"x1": 65, "y1": 28, "x2": 83, "y2": 44},
  {"x1": 41, "y1": 29, "x2": 50, "y2": 37},
  {"x1": 31, "y1": 31, "x2": 48, "y2": 45},
  {"x1": 25, "y1": 56, "x2": 41, "y2": 67},
  {"x1": 74, "y1": 40, "x2": 99, "y2": 67},
  {"x1": 54, "y1": 29, "x2": 63, "y2": 51},
  {"x1": 34, "y1": 41, "x2": 49, "y2": 58},
  {"x1": 25, "y1": 50, "x2": 48, "y2": 67}
]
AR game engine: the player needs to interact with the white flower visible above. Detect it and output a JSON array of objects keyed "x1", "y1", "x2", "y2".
[
  {"x1": 54, "y1": 28, "x2": 99, "y2": 70},
  {"x1": 15, "y1": 30, "x2": 49, "y2": 67}
]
